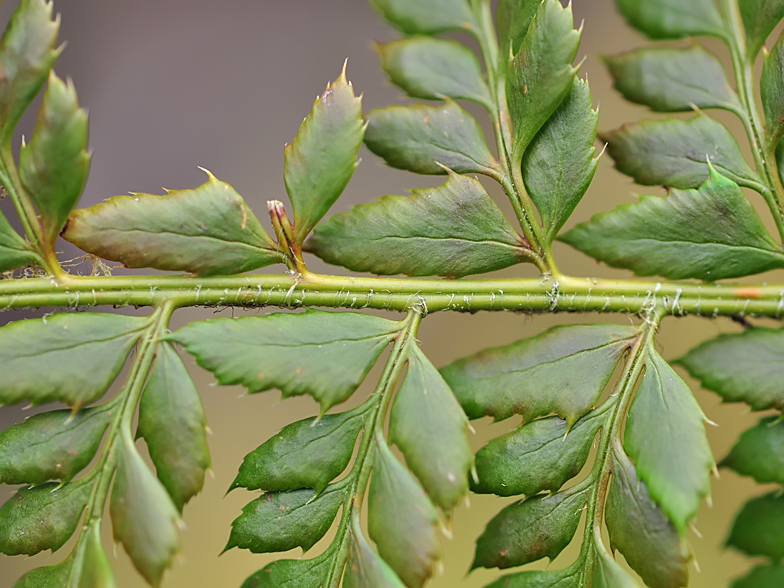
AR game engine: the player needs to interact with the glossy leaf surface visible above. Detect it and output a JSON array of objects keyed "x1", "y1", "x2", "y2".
[
  {"x1": 0, "y1": 0, "x2": 60, "y2": 141},
  {"x1": 561, "y1": 170, "x2": 784, "y2": 281},
  {"x1": 508, "y1": 0, "x2": 580, "y2": 159},
  {"x1": 110, "y1": 437, "x2": 181, "y2": 587},
  {"x1": 441, "y1": 324, "x2": 637, "y2": 425},
  {"x1": 19, "y1": 72, "x2": 90, "y2": 246},
  {"x1": 605, "y1": 46, "x2": 740, "y2": 113},
  {"x1": 472, "y1": 487, "x2": 588, "y2": 570},
  {"x1": 307, "y1": 171, "x2": 530, "y2": 278},
  {"x1": 0, "y1": 405, "x2": 112, "y2": 485},
  {"x1": 722, "y1": 417, "x2": 784, "y2": 484},
  {"x1": 239, "y1": 552, "x2": 333, "y2": 588},
  {"x1": 762, "y1": 31, "x2": 784, "y2": 147},
  {"x1": 778, "y1": 140, "x2": 784, "y2": 188},
  {"x1": 62, "y1": 175, "x2": 282, "y2": 276},
  {"x1": 226, "y1": 486, "x2": 344, "y2": 554},
  {"x1": 171, "y1": 310, "x2": 400, "y2": 412},
  {"x1": 74, "y1": 520, "x2": 116, "y2": 588},
  {"x1": 484, "y1": 566, "x2": 581, "y2": 588},
  {"x1": 0, "y1": 210, "x2": 38, "y2": 272},
  {"x1": 601, "y1": 115, "x2": 760, "y2": 190},
  {"x1": 364, "y1": 101, "x2": 500, "y2": 176},
  {"x1": 592, "y1": 539, "x2": 642, "y2": 588},
  {"x1": 496, "y1": 0, "x2": 541, "y2": 57},
  {"x1": 345, "y1": 523, "x2": 406, "y2": 588},
  {"x1": 231, "y1": 410, "x2": 364, "y2": 495},
  {"x1": 677, "y1": 327, "x2": 784, "y2": 410},
  {"x1": 624, "y1": 345, "x2": 713, "y2": 532},
  {"x1": 369, "y1": 0, "x2": 475, "y2": 35},
  {"x1": 389, "y1": 346, "x2": 471, "y2": 511},
  {"x1": 285, "y1": 68, "x2": 363, "y2": 243},
  {"x1": 11, "y1": 556, "x2": 73, "y2": 588},
  {"x1": 0, "y1": 313, "x2": 148, "y2": 408},
  {"x1": 740, "y1": 0, "x2": 784, "y2": 59},
  {"x1": 0, "y1": 480, "x2": 90, "y2": 556},
  {"x1": 378, "y1": 37, "x2": 491, "y2": 108},
  {"x1": 727, "y1": 492, "x2": 784, "y2": 560},
  {"x1": 615, "y1": 0, "x2": 724, "y2": 39},
  {"x1": 138, "y1": 342, "x2": 210, "y2": 511},
  {"x1": 732, "y1": 564, "x2": 784, "y2": 588},
  {"x1": 368, "y1": 436, "x2": 440, "y2": 588},
  {"x1": 523, "y1": 78, "x2": 599, "y2": 238},
  {"x1": 606, "y1": 443, "x2": 691, "y2": 588},
  {"x1": 472, "y1": 406, "x2": 607, "y2": 497}
]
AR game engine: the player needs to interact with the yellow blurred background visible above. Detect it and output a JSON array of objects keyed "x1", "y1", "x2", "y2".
[{"x1": 0, "y1": 1, "x2": 780, "y2": 586}]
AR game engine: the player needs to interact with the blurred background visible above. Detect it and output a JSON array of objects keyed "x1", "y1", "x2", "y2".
[{"x1": 0, "y1": 1, "x2": 780, "y2": 586}]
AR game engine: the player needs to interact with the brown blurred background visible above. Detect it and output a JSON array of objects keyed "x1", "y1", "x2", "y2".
[{"x1": 0, "y1": 1, "x2": 780, "y2": 586}]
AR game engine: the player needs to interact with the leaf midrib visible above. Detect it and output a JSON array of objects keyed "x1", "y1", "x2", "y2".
[
  {"x1": 90, "y1": 226, "x2": 274, "y2": 253},
  {"x1": 2, "y1": 327, "x2": 144, "y2": 362},
  {"x1": 598, "y1": 236, "x2": 784, "y2": 258},
  {"x1": 469, "y1": 338, "x2": 632, "y2": 381}
]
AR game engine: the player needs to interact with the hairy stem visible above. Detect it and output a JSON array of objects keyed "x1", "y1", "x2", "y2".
[
  {"x1": 472, "y1": 0, "x2": 550, "y2": 270},
  {"x1": 0, "y1": 272, "x2": 782, "y2": 318},
  {"x1": 579, "y1": 317, "x2": 656, "y2": 582},
  {"x1": 325, "y1": 310, "x2": 421, "y2": 587},
  {"x1": 0, "y1": 147, "x2": 55, "y2": 274},
  {"x1": 66, "y1": 301, "x2": 176, "y2": 588},
  {"x1": 722, "y1": 0, "x2": 784, "y2": 242}
]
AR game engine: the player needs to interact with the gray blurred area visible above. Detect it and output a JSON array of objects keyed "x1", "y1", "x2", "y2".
[{"x1": 0, "y1": 1, "x2": 772, "y2": 586}]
